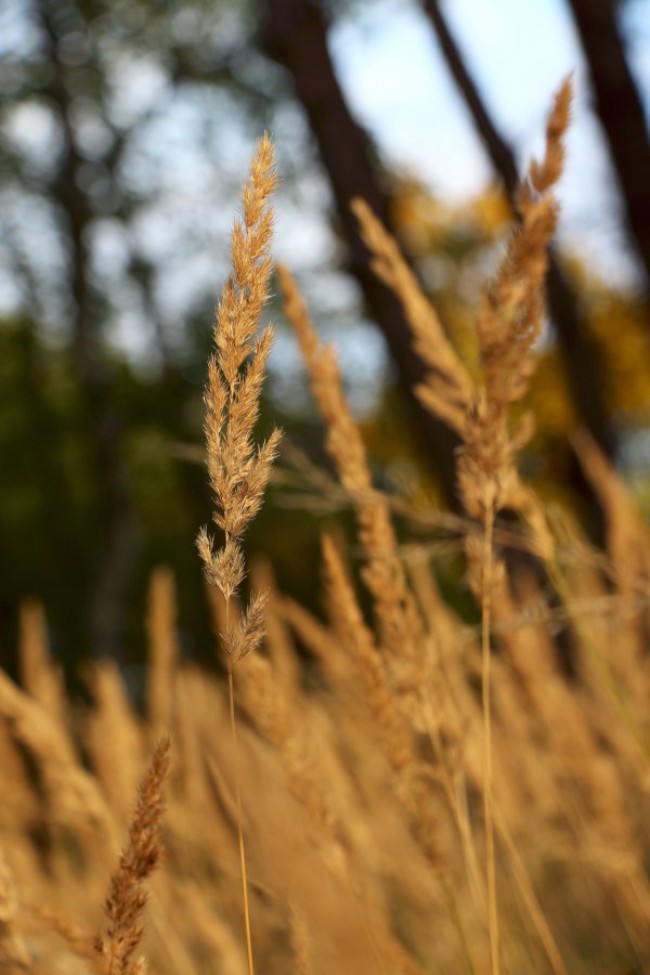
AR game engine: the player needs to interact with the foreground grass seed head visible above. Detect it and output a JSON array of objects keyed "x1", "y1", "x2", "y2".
[{"x1": 197, "y1": 133, "x2": 282, "y2": 664}]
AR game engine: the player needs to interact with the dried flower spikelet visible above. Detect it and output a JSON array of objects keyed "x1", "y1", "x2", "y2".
[
  {"x1": 95, "y1": 737, "x2": 171, "y2": 975},
  {"x1": 34, "y1": 906, "x2": 98, "y2": 964},
  {"x1": 278, "y1": 263, "x2": 372, "y2": 494},
  {"x1": 280, "y1": 262, "x2": 424, "y2": 667},
  {"x1": 0, "y1": 845, "x2": 29, "y2": 968},
  {"x1": 351, "y1": 197, "x2": 474, "y2": 438},
  {"x1": 458, "y1": 76, "x2": 573, "y2": 530},
  {"x1": 481, "y1": 76, "x2": 572, "y2": 399},
  {"x1": 222, "y1": 590, "x2": 269, "y2": 665},
  {"x1": 321, "y1": 535, "x2": 413, "y2": 776},
  {"x1": 464, "y1": 530, "x2": 506, "y2": 599},
  {"x1": 197, "y1": 134, "x2": 282, "y2": 606},
  {"x1": 527, "y1": 74, "x2": 573, "y2": 196}
]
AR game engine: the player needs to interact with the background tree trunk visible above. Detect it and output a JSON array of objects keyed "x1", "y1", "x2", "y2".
[
  {"x1": 38, "y1": 0, "x2": 138, "y2": 659},
  {"x1": 261, "y1": 0, "x2": 461, "y2": 504},
  {"x1": 422, "y1": 0, "x2": 616, "y2": 458},
  {"x1": 565, "y1": 0, "x2": 650, "y2": 290}
]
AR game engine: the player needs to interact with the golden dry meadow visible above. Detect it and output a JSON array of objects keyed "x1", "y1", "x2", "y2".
[{"x1": 2, "y1": 80, "x2": 650, "y2": 975}]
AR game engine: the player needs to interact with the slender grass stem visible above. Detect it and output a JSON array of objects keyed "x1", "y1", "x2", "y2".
[
  {"x1": 481, "y1": 504, "x2": 500, "y2": 975},
  {"x1": 226, "y1": 595, "x2": 255, "y2": 975}
]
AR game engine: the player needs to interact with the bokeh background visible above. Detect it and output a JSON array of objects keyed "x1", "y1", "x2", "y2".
[{"x1": 1, "y1": 0, "x2": 649, "y2": 673}]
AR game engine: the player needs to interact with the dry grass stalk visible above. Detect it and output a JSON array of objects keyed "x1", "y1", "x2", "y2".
[
  {"x1": 34, "y1": 905, "x2": 99, "y2": 965},
  {"x1": 86, "y1": 660, "x2": 144, "y2": 818},
  {"x1": 146, "y1": 567, "x2": 180, "y2": 735},
  {"x1": 350, "y1": 197, "x2": 473, "y2": 437},
  {"x1": 172, "y1": 881, "x2": 247, "y2": 975},
  {"x1": 18, "y1": 598, "x2": 68, "y2": 737},
  {"x1": 278, "y1": 262, "x2": 424, "y2": 687},
  {"x1": 197, "y1": 133, "x2": 281, "y2": 975},
  {"x1": 320, "y1": 534, "x2": 466, "y2": 931},
  {"x1": 169, "y1": 664, "x2": 213, "y2": 808},
  {"x1": 251, "y1": 559, "x2": 301, "y2": 695},
  {"x1": 457, "y1": 79, "x2": 572, "y2": 544},
  {"x1": 321, "y1": 534, "x2": 412, "y2": 780},
  {"x1": 355, "y1": 77, "x2": 574, "y2": 975},
  {"x1": 465, "y1": 78, "x2": 572, "y2": 975},
  {"x1": 572, "y1": 430, "x2": 650, "y2": 727},
  {"x1": 278, "y1": 593, "x2": 348, "y2": 675},
  {"x1": 94, "y1": 737, "x2": 171, "y2": 975},
  {"x1": 0, "y1": 845, "x2": 29, "y2": 971},
  {"x1": 0, "y1": 670, "x2": 116, "y2": 868},
  {"x1": 196, "y1": 131, "x2": 281, "y2": 665},
  {"x1": 235, "y1": 650, "x2": 346, "y2": 875},
  {"x1": 492, "y1": 810, "x2": 569, "y2": 975},
  {"x1": 197, "y1": 132, "x2": 281, "y2": 623}
]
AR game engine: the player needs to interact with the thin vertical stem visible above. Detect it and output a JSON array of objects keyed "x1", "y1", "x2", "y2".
[
  {"x1": 481, "y1": 504, "x2": 500, "y2": 975},
  {"x1": 494, "y1": 807, "x2": 568, "y2": 975},
  {"x1": 226, "y1": 599, "x2": 255, "y2": 975},
  {"x1": 198, "y1": 136, "x2": 278, "y2": 975}
]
